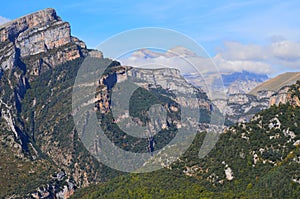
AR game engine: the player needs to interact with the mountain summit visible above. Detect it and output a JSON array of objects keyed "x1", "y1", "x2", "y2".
[
  {"x1": 0, "y1": 8, "x2": 104, "y2": 198},
  {"x1": 0, "y1": 9, "x2": 212, "y2": 198},
  {"x1": 1, "y1": 8, "x2": 299, "y2": 199},
  {"x1": 0, "y1": 8, "x2": 97, "y2": 74}
]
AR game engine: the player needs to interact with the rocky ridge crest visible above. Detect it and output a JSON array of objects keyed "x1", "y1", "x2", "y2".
[{"x1": 0, "y1": 8, "x2": 95, "y2": 75}]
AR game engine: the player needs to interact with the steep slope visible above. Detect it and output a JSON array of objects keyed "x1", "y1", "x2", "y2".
[
  {"x1": 0, "y1": 8, "x2": 108, "y2": 198},
  {"x1": 221, "y1": 71, "x2": 268, "y2": 87},
  {"x1": 213, "y1": 93, "x2": 269, "y2": 123},
  {"x1": 3, "y1": 7, "x2": 299, "y2": 199},
  {"x1": 0, "y1": 8, "x2": 89, "y2": 73},
  {"x1": 71, "y1": 57, "x2": 219, "y2": 173},
  {"x1": 0, "y1": 9, "x2": 217, "y2": 198},
  {"x1": 250, "y1": 72, "x2": 300, "y2": 96},
  {"x1": 72, "y1": 82, "x2": 300, "y2": 199},
  {"x1": 222, "y1": 71, "x2": 268, "y2": 94},
  {"x1": 214, "y1": 75, "x2": 300, "y2": 123}
]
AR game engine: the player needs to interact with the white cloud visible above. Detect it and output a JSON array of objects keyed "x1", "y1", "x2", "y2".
[
  {"x1": 217, "y1": 40, "x2": 300, "y2": 73},
  {"x1": 0, "y1": 16, "x2": 10, "y2": 26},
  {"x1": 120, "y1": 47, "x2": 219, "y2": 75},
  {"x1": 120, "y1": 39, "x2": 300, "y2": 76},
  {"x1": 214, "y1": 55, "x2": 272, "y2": 74},
  {"x1": 271, "y1": 40, "x2": 300, "y2": 61},
  {"x1": 218, "y1": 41, "x2": 268, "y2": 61},
  {"x1": 122, "y1": 54, "x2": 211, "y2": 74}
]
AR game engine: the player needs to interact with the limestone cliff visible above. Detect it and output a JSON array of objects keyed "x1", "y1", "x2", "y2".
[
  {"x1": 0, "y1": 8, "x2": 91, "y2": 75},
  {"x1": 73, "y1": 62, "x2": 216, "y2": 157},
  {"x1": 0, "y1": 8, "x2": 214, "y2": 199},
  {"x1": 0, "y1": 8, "x2": 104, "y2": 198},
  {"x1": 214, "y1": 82, "x2": 300, "y2": 123},
  {"x1": 268, "y1": 86, "x2": 300, "y2": 107}
]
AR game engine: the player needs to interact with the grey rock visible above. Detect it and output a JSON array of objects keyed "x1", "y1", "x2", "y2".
[{"x1": 0, "y1": 8, "x2": 88, "y2": 73}]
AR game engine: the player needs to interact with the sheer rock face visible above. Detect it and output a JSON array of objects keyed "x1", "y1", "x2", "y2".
[
  {"x1": 0, "y1": 8, "x2": 89, "y2": 73},
  {"x1": 0, "y1": 9, "x2": 100, "y2": 198},
  {"x1": 96, "y1": 66, "x2": 211, "y2": 115},
  {"x1": 214, "y1": 85, "x2": 300, "y2": 123},
  {"x1": 269, "y1": 86, "x2": 300, "y2": 107},
  {"x1": 0, "y1": 8, "x2": 60, "y2": 42}
]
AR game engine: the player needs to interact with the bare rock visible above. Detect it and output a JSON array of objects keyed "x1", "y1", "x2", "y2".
[{"x1": 0, "y1": 8, "x2": 88, "y2": 74}]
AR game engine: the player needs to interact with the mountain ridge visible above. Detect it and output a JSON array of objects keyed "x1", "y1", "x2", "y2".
[
  {"x1": 1, "y1": 8, "x2": 299, "y2": 199},
  {"x1": 221, "y1": 70, "x2": 268, "y2": 87},
  {"x1": 71, "y1": 81, "x2": 300, "y2": 198},
  {"x1": 0, "y1": 8, "x2": 215, "y2": 198},
  {"x1": 0, "y1": 8, "x2": 106, "y2": 198},
  {"x1": 250, "y1": 72, "x2": 300, "y2": 96}
]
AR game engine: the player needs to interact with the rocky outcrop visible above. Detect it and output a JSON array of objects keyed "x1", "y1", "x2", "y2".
[
  {"x1": 214, "y1": 93, "x2": 269, "y2": 123},
  {"x1": 30, "y1": 171, "x2": 75, "y2": 199},
  {"x1": 269, "y1": 86, "x2": 300, "y2": 107},
  {"x1": 94, "y1": 65, "x2": 211, "y2": 114},
  {"x1": 0, "y1": 8, "x2": 90, "y2": 161},
  {"x1": 214, "y1": 83, "x2": 300, "y2": 123},
  {"x1": 94, "y1": 65, "x2": 212, "y2": 133},
  {"x1": 228, "y1": 93, "x2": 250, "y2": 105},
  {"x1": 0, "y1": 9, "x2": 102, "y2": 198},
  {"x1": 73, "y1": 62, "x2": 217, "y2": 157},
  {"x1": 222, "y1": 71, "x2": 268, "y2": 95},
  {"x1": 256, "y1": 90, "x2": 275, "y2": 100},
  {"x1": 214, "y1": 75, "x2": 300, "y2": 123},
  {"x1": 0, "y1": 8, "x2": 89, "y2": 75},
  {"x1": 226, "y1": 80, "x2": 262, "y2": 95},
  {"x1": 0, "y1": 8, "x2": 217, "y2": 198}
]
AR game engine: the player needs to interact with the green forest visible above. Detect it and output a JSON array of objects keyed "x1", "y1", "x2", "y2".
[{"x1": 71, "y1": 77, "x2": 300, "y2": 198}]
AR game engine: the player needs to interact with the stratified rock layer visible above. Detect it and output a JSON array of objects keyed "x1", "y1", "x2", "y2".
[{"x1": 0, "y1": 8, "x2": 89, "y2": 74}]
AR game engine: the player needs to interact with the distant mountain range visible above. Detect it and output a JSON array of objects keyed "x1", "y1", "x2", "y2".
[
  {"x1": 0, "y1": 8, "x2": 299, "y2": 199},
  {"x1": 250, "y1": 72, "x2": 300, "y2": 95},
  {"x1": 0, "y1": 8, "x2": 214, "y2": 198},
  {"x1": 122, "y1": 48, "x2": 269, "y2": 95},
  {"x1": 222, "y1": 71, "x2": 268, "y2": 87}
]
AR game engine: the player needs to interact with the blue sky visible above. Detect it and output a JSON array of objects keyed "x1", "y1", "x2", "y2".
[{"x1": 1, "y1": 0, "x2": 300, "y2": 75}]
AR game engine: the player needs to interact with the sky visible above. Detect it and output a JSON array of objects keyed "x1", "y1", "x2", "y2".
[{"x1": 1, "y1": 0, "x2": 300, "y2": 76}]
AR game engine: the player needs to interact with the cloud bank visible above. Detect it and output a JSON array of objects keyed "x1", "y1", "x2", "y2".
[{"x1": 120, "y1": 40, "x2": 300, "y2": 75}]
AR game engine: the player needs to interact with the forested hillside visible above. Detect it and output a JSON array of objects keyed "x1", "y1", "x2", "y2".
[{"x1": 72, "y1": 82, "x2": 300, "y2": 199}]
